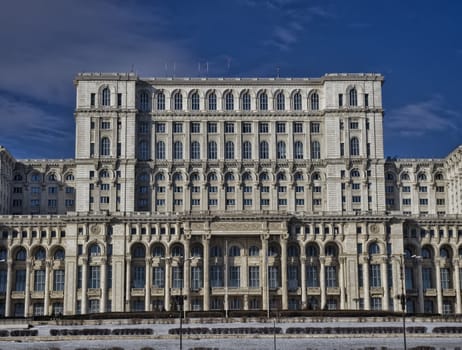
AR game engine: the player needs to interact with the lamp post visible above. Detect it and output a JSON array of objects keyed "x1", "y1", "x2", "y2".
[{"x1": 393, "y1": 254, "x2": 407, "y2": 350}]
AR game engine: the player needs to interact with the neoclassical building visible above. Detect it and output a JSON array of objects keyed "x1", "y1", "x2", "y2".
[{"x1": 0, "y1": 72, "x2": 461, "y2": 317}]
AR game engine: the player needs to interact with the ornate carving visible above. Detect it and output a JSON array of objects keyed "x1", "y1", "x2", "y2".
[
  {"x1": 370, "y1": 224, "x2": 379, "y2": 234},
  {"x1": 211, "y1": 222, "x2": 261, "y2": 231},
  {"x1": 90, "y1": 224, "x2": 101, "y2": 235}
]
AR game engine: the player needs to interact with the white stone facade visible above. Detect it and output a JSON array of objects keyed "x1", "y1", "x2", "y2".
[{"x1": 0, "y1": 73, "x2": 460, "y2": 317}]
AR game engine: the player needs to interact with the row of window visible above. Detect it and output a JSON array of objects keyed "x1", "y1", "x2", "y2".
[
  {"x1": 12, "y1": 199, "x2": 74, "y2": 208},
  {"x1": 13, "y1": 173, "x2": 74, "y2": 182}
]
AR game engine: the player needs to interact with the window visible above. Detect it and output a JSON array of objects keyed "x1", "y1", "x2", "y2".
[
  {"x1": 310, "y1": 92, "x2": 319, "y2": 110},
  {"x1": 275, "y1": 92, "x2": 285, "y2": 110},
  {"x1": 100, "y1": 137, "x2": 111, "y2": 156},
  {"x1": 242, "y1": 122, "x2": 252, "y2": 133},
  {"x1": 191, "y1": 266, "x2": 202, "y2": 290},
  {"x1": 48, "y1": 199, "x2": 57, "y2": 207},
  {"x1": 225, "y1": 141, "x2": 234, "y2": 160},
  {"x1": 249, "y1": 266, "x2": 260, "y2": 288},
  {"x1": 293, "y1": 92, "x2": 302, "y2": 110},
  {"x1": 259, "y1": 92, "x2": 268, "y2": 110},
  {"x1": 440, "y1": 268, "x2": 451, "y2": 289},
  {"x1": 259, "y1": 122, "x2": 269, "y2": 133},
  {"x1": 269, "y1": 266, "x2": 279, "y2": 288},
  {"x1": 422, "y1": 268, "x2": 432, "y2": 289},
  {"x1": 208, "y1": 92, "x2": 217, "y2": 110},
  {"x1": 364, "y1": 93, "x2": 369, "y2": 107},
  {"x1": 325, "y1": 266, "x2": 337, "y2": 288},
  {"x1": 138, "y1": 141, "x2": 149, "y2": 160},
  {"x1": 295, "y1": 186, "x2": 304, "y2": 193},
  {"x1": 242, "y1": 141, "x2": 252, "y2": 160},
  {"x1": 117, "y1": 93, "x2": 122, "y2": 106},
  {"x1": 139, "y1": 91, "x2": 149, "y2": 111},
  {"x1": 338, "y1": 94, "x2": 343, "y2": 107},
  {"x1": 307, "y1": 265, "x2": 319, "y2": 287},
  {"x1": 369, "y1": 264, "x2": 381, "y2": 287},
  {"x1": 225, "y1": 122, "x2": 235, "y2": 133},
  {"x1": 242, "y1": 92, "x2": 251, "y2": 110},
  {"x1": 276, "y1": 122, "x2": 286, "y2": 133},
  {"x1": 132, "y1": 266, "x2": 145, "y2": 288},
  {"x1": 310, "y1": 122, "x2": 320, "y2": 133},
  {"x1": 173, "y1": 141, "x2": 183, "y2": 160},
  {"x1": 153, "y1": 266, "x2": 165, "y2": 288},
  {"x1": 173, "y1": 91, "x2": 182, "y2": 110},
  {"x1": 88, "y1": 266, "x2": 101, "y2": 289},
  {"x1": 277, "y1": 141, "x2": 286, "y2": 159},
  {"x1": 102, "y1": 87, "x2": 110, "y2": 106},
  {"x1": 350, "y1": 121, "x2": 359, "y2": 129},
  {"x1": 294, "y1": 141, "x2": 303, "y2": 159},
  {"x1": 419, "y1": 198, "x2": 428, "y2": 205},
  {"x1": 53, "y1": 270, "x2": 65, "y2": 291},
  {"x1": 156, "y1": 141, "x2": 166, "y2": 160},
  {"x1": 436, "y1": 186, "x2": 445, "y2": 192},
  {"x1": 101, "y1": 121, "x2": 111, "y2": 129},
  {"x1": 191, "y1": 141, "x2": 201, "y2": 160},
  {"x1": 402, "y1": 186, "x2": 411, "y2": 193},
  {"x1": 349, "y1": 88, "x2": 357, "y2": 106},
  {"x1": 350, "y1": 137, "x2": 360, "y2": 156},
  {"x1": 260, "y1": 141, "x2": 269, "y2": 159},
  {"x1": 293, "y1": 122, "x2": 303, "y2": 133},
  {"x1": 208, "y1": 122, "x2": 217, "y2": 133},
  {"x1": 153, "y1": 92, "x2": 165, "y2": 111},
  {"x1": 224, "y1": 92, "x2": 234, "y2": 110},
  {"x1": 210, "y1": 265, "x2": 223, "y2": 287},
  {"x1": 191, "y1": 122, "x2": 200, "y2": 133},
  {"x1": 191, "y1": 92, "x2": 200, "y2": 110},
  {"x1": 90, "y1": 93, "x2": 95, "y2": 106},
  {"x1": 311, "y1": 141, "x2": 321, "y2": 159},
  {"x1": 34, "y1": 270, "x2": 46, "y2": 291}
]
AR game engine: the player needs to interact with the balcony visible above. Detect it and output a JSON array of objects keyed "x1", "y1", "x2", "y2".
[
  {"x1": 131, "y1": 288, "x2": 145, "y2": 297},
  {"x1": 424, "y1": 288, "x2": 437, "y2": 296},
  {"x1": 442, "y1": 289, "x2": 456, "y2": 297},
  {"x1": 326, "y1": 287, "x2": 340, "y2": 295},
  {"x1": 307, "y1": 287, "x2": 320, "y2": 295},
  {"x1": 87, "y1": 288, "x2": 101, "y2": 297}
]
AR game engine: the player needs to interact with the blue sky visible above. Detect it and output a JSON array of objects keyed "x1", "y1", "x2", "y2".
[{"x1": 0, "y1": 0, "x2": 460, "y2": 159}]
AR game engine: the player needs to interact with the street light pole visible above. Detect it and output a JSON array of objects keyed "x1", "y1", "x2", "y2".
[{"x1": 394, "y1": 254, "x2": 407, "y2": 350}]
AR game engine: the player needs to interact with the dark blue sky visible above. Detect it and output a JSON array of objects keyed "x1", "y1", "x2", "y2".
[{"x1": 0, "y1": 0, "x2": 460, "y2": 159}]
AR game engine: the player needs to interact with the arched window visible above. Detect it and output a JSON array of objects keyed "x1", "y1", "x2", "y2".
[
  {"x1": 242, "y1": 172, "x2": 252, "y2": 181},
  {"x1": 260, "y1": 141, "x2": 269, "y2": 159},
  {"x1": 224, "y1": 92, "x2": 234, "y2": 110},
  {"x1": 89, "y1": 244, "x2": 101, "y2": 257},
  {"x1": 259, "y1": 172, "x2": 269, "y2": 181},
  {"x1": 35, "y1": 247, "x2": 46, "y2": 260},
  {"x1": 173, "y1": 91, "x2": 182, "y2": 110},
  {"x1": 190, "y1": 173, "x2": 200, "y2": 181},
  {"x1": 293, "y1": 92, "x2": 302, "y2": 110},
  {"x1": 208, "y1": 92, "x2": 217, "y2": 110},
  {"x1": 350, "y1": 137, "x2": 360, "y2": 156},
  {"x1": 311, "y1": 141, "x2": 321, "y2": 159},
  {"x1": 208, "y1": 172, "x2": 217, "y2": 182},
  {"x1": 155, "y1": 172, "x2": 165, "y2": 181},
  {"x1": 173, "y1": 141, "x2": 183, "y2": 160},
  {"x1": 65, "y1": 174, "x2": 74, "y2": 181},
  {"x1": 14, "y1": 174, "x2": 23, "y2": 181},
  {"x1": 435, "y1": 173, "x2": 444, "y2": 180},
  {"x1": 288, "y1": 245, "x2": 299, "y2": 257},
  {"x1": 242, "y1": 92, "x2": 251, "y2": 110},
  {"x1": 312, "y1": 172, "x2": 321, "y2": 181},
  {"x1": 211, "y1": 246, "x2": 222, "y2": 257},
  {"x1": 351, "y1": 169, "x2": 361, "y2": 177},
  {"x1": 191, "y1": 245, "x2": 203, "y2": 257},
  {"x1": 418, "y1": 173, "x2": 427, "y2": 181},
  {"x1": 349, "y1": 88, "x2": 357, "y2": 106},
  {"x1": 138, "y1": 141, "x2": 149, "y2": 160},
  {"x1": 249, "y1": 246, "x2": 260, "y2": 256},
  {"x1": 132, "y1": 245, "x2": 146, "y2": 258},
  {"x1": 325, "y1": 244, "x2": 338, "y2": 257},
  {"x1": 225, "y1": 173, "x2": 235, "y2": 181},
  {"x1": 190, "y1": 141, "x2": 201, "y2": 160},
  {"x1": 386, "y1": 173, "x2": 395, "y2": 181},
  {"x1": 157, "y1": 92, "x2": 165, "y2": 110},
  {"x1": 259, "y1": 92, "x2": 268, "y2": 110},
  {"x1": 191, "y1": 92, "x2": 200, "y2": 110},
  {"x1": 15, "y1": 248, "x2": 27, "y2": 261},
  {"x1": 140, "y1": 91, "x2": 149, "y2": 112},
  {"x1": 225, "y1": 141, "x2": 235, "y2": 160},
  {"x1": 294, "y1": 141, "x2": 303, "y2": 159},
  {"x1": 100, "y1": 169, "x2": 110, "y2": 178},
  {"x1": 440, "y1": 247, "x2": 450, "y2": 258},
  {"x1": 242, "y1": 141, "x2": 252, "y2": 160},
  {"x1": 100, "y1": 137, "x2": 111, "y2": 156},
  {"x1": 306, "y1": 244, "x2": 318, "y2": 257},
  {"x1": 0, "y1": 249, "x2": 7, "y2": 261},
  {"x1": 48, "y1": 173, "x2": 57, "y2": 182},
  {"x1": 277, "y1": 172, "x2": 286, "y2": 181},
  {"x1": 171, "y1": 245, "x2": 184, "y2": 257},
  {"x1": 421, "y1": 247, "x2": 432, "y2": 259},
  {"x1": 152, "y1": 245, "x2": 165, "y2": 257},
  {"x1": 310, "y1": 92, "x2": 319, "y2": 110},
  {"x1": 368, "y1": 243, "x2": 380, "y2": 255},
  {"x1": 156, "y1": 141, "x2": 166, "y2": 160},
  {"x1": 276, "y1": 92, "x2": 285, "y2": 110},
  {"x1": 294, "y1": 172, "x2": 304, "y2": 181},
  {"x1": 268, "y1": 245, "x2": 279, "y2": 257},
  {"x1": 277, "y1": 141, "x2": 286, "y2": 159},
  {"x1": 102, "y1": 87, "x2": 110, "y2": 106},
  {"x1": 208, "y1": 141, "x2": 217, "y2": 160},
  {"x1": 54, "y1": 248, "x2": 65, "y2": 260},
  {"x1": 229, "y1": 246, "x2": 241, "y2": 257},
  {"x1": 173, "y1": 172, "x2": 183, "y2": 181},
  {"x1": 401, "y1": 173, "x2": 410, "y2": 181}
]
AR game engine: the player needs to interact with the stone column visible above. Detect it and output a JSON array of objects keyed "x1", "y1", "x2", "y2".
[
  {"x1": 44, "y1": 260, "x2": 51, "y2": 315},
  {"x1": 203, "y1": 237, "x2": 210, "y2": 311},
  {"x1": 339, "y1": 258, "x2": 345, "y2": 309},
  {"x1": 416, "y1": 259, "x2": 424, "y2": 313},
  {"x1": 24, "y1": 261, "x2": 31, "y2": 317},
  {"x1": 435, "y1": 262, "x2": 443, "y2": 314},
  {"x1": 453, "y1": 260, "x2": 461, "y2": 314},
  {"x1": 81, "y1": 258, "x2": 88, "y2": 314},
  {"x1": 280, "y1": 238, "x2": 288, "y2": 310},
  {"x1": 101, "y1": 258, "x2": 107, "y2": 313},
  {"x1": 125, "y1": 257, "x2": 131, "y2": 312},
  {"x1": 319, "y1": 257, "x2": 326, "y2": 309},
  {"x1": 300, "y1": 256, "x2": 307, "y2": 310},
  {"x1": 381, "y1": 258, "x2": 389, "y2": 311},
  {"x1": 261, "y1": 236, "x2": 269, "y2": 311},
  {"x1": 164, "y1": 259, "x2": 171, "y2": 311},
  {"x1": 363, "y1": 260, "x2": 370, "y2": 310},
  {"x1": 183, "y1": 239, "x2": 191, "y2": 312},
  {"x1": 145, "y1": 257, "x2": 152, "y2": 311},
  {"x1": 5, "y1": 260, "x2": 12, "y2": 317}
]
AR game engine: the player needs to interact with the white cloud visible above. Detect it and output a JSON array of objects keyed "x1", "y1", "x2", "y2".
[{"x1": 386, "y1": 96, "x2": 460, "y2": 137}]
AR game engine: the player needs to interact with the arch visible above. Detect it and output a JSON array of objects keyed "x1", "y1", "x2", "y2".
[
  {"x1": 172, "y1": 91, "x2": 183, "y2": 110},
  {"x1": 242, "y1": 141, "x2": 252, "y2": 160},
  {"x1": 53, "y1": 247, "x2": 65, "y2": 260},
  {"x1": 350, "y1": 137, "x2": 360, "y2": 156},
  {"x1": 151, "y1": 244, "x2": 165, "y2": 257},
  {"x1": 88, "y1": 243, "x2": 101, "y2": 257},
  {"x1": 102, "y1": 87, "x2": 111, "y2": 106},
  {"x1": 386, "y1": 172, "x2": 395, "y2": 181},
  {"x1": 190, "y1": 91, "x2": 200, "y2": 110},
  {"x1": 434, "y1": 173, "x2": 444, "y2": 181},
  {"x1": 34, "y1": 246, "x2": 46, "y2": 260},
  {"x1": 100, "y1": 169, "x2": 111, "y2": 178},
  {"x1": 207, "y1": 172, "x2": 218, "y2": 182},
  {"x1": 156, "y1": 91, "x2": 165, "y2": 110},
  {"x1": 294, "y1": 171, "x2": 304, "y2": 181},
  {"x1": 225, "y1": 172, "x2": 235, "y2": 182},
  {"x1": 325, "y1": 242, "x2": 339, "y2": 257},
  {"x1": 349, "y1": 87, "x2": 357, "y2": 106},
  {"x1": 15, "y1": 247, "x2": 27, "y2": 261},
  {"x1": 310, "y1": 91, "x2": 319, "y2": 110},
  {"x1": 191, "y1": 244, "x2": 203, "y2": 257},
  {"x1": 173, "y1": 141, "x2": 183, "y2": 160},
  {"x1": 277, "y1": 171, "x2": 287, "y2": 182},
  {"x1": 139, "y1": 90, "x2": 150, "y2": 112},
  {"x1": 132, "y1": 243, "x2": 146, "y2": 258},
  {"x1": 294, "y1": 141, "x2": 303, "y2": 159},
  {"x1": 241, "y1": 90, "x2": 251, "y2": 110},
  {"x1": 224, "y1": 91, "x2": 234, "y2": 110},
  {"x1": 306, "y1": 243, "x2": 319, "y2": 257},
  {"x1": 13, "y1": 173, "x2": 23, "y2": 181},
  {"x1": 421, "y1": 245, "x2": 433, "y2": 259},
  {"x1": 311, "y1": 171, "x2": 321, "y2": 181},
  {"x1": 156, "y1": 141, "x2": 166, "y2": 160},
  {"x1": 258, "y1": 90, "x2": 268, "y2": 110},
  {"x1": 417, "y1": 172, "x2": 427, "y2": 181},
  {"x1": 368, "y1": 242, "x2": 380, "y2": 255},
  {"x1": 268, "y1": 243, "x2": 280, "y2": 257},
  {"x1": 171, "y1": 244, "x2": 184, "y2": 257},
  {"x1": 65, "y1": 173, "x2": 75, "y2": 181},
  {"x1": 190, "y1": 141, "x2": 201, "y2": 160},
  {"x1": 155, "y1": 172, "x2": 166, "y2": 182},
  {"x1": 47, "y1": 172, "x2": 58, "y2": 182},
  {"x1": 210, "y1": 245, "x2": 222, "y2": 257},
  {"x1": 100, "y1": 137, "x2": 111, "y2": 156},
  {"x1": 311, "y1": 141, "x2": 321, "y2": 159},
  {"x1": 288, "y1": 244, "x2": 300, "y2": 257},
  {"x1": 259, "y1": 172, "x2": 270, "y2": 181},
  {"x1": 277, "y1": 141, "x2": 286, "y2": 159},
  {"x1": 401, "y1": 173, "x2": 410, "y2": 181},
  {"x1": 173, "y1": 172, "x2": 184, "y2": 182},
  {"x1": 260, "y1": 141, "x2": 269, "y2": 159},
  {"x1": 208, "y1": 141, "x2": 218, "y2": 160},
  {"x1": 292, "y1": 91, "x2": 302, "y2": 110},
  {"x1": 275, "y1": 91, "x2": 285, "y2": 110},
  {"x1": 350, "y1": 169, "x2": 361, "y2": 178},
  {"x1": 225, "y1": 141, "x2": 235, "y2": 160},
  {"x1": 207, "y1": 91, "x2": 217, "y2": 110},
  {"x1": 190, "y1": 172, "x2": 201, "y2": 182},
  {"x1": 249, "y1": 245, "x2": 260, "y2": 256},
  {"x1": 229, "y1": 245, "x2": 241, "y2": 257},
  {"x1": 439, "y1": 245, "x2": 452, "y2": 259}
]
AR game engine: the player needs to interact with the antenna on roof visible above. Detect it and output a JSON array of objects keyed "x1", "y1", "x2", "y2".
[
  {"x1": 164, "y1": 63, "x2": 168, "y2": 77},
  {"x1": 173, "y1": 62, "x2": 176, "y2": 78},
  {"x1": 206, "y1": 61, "x2": 209, "y2": 77},
  {"x1": 227, "y1": 57, "x2": 231, "y2": 72},
  {"x1": 276, "y1": 66, "x2": 280, "y2": 78}
]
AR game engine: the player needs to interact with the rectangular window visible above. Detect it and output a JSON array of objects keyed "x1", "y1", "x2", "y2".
[
  {"x1": 288, "y1": 266, "x2": 299, "y2": 290},
  {"x1": 278, "y1": 199, "x2": 287, "y2": 206},
  {"x1": 402, "y1": 198, "x2": 411, "y2": 205},
  {"x1": 293, "y1": 122, "x2": 303, "y2": 133},
  {"x1": 340, "y1": 143, "x2": 344, "y2": 156},
  {"x1": 248, "y1": 266, "x2": 260, "y2": 288},
  {"x1": 419, "y1": 198, "x2": 428, "y2": 205},
  {"x1": 325, "y1": 266, "x2": 337, "y2": 288},
  {"x1": 276, "y1": 122, "x2": 286, "y2": 133},
  {"x1": 138, "y1": 121, "x2": 149, "y2": 133},
  {"x1": 173, "y1": 122, "x2": 183, "y2": 133},
  {"x1": 385, "y1": 185, "x2": 394, "y2": 193},
  {"x1": 208, "y1": 199, "x2": 218, "y2": 206},
  {"x1": 369, "y1": 264, "x2": 382, "y2": 288},
  {"x1": 312, "y1": 198, "x2": 321, "y2": 206},
  {"x1": 191, "y1": 186, "x2": 200, "y2": 193},
  {"x1": 419, "y1": 186, "x2": 427, "y2": 192},
  {"x1": 441, "y1": 268, "x2": 451, "y2": 289},
  {"x1": 0, "y1": 270, "x2": 6, "y2": 293},
  {"x1": 156, "y1": 199, "x2": 165, "y2": 206},
  {"x1": 88, "y1": 266, "x2": 101, "y2": 289},
  {"x1": 422, "y1": 267, "x2": 432, "y2": 289},
  {"x1": 307, "y1": 265, "x2": 319, "y2": 287},
  {"x1": 190, "y1": 122, "x2": 201, "y2": 133},
  {"x1": 226, "y1": 199, "x2": 235, "y2": 206},
  {"x1": 34, "y1": 270, "x2": 46, "y2": 291},
  {"x1": 226, "y1": 186, "x2": 235, "y2": 193},
  {"x1": 260, "y1": 186, "x2": 270, "y2": 193},
  {"x1": 350, "y1": 121, "x2": 359, "y2": 129},
  {"x1": 269, "y1": 266, "x2": 279, "y2": 288},
  {"x1": 132, "y1": 266, "x2": 145, "y2": 288},
  {"x1": 101, "y1": 121, "x2": 111, "y2": 129},
  {"x1": 48, "y1": 199, "x2": 57, "y2": 208},
  {"x1": 90, "y1": 93, "x2": 95, "y2": 106},
  {"x1": 15, "y1": 270, "x2": 26, "y2": 291},
  {"x1": 260, "y1": 199, "x2": 270, "y2": 206},
  {"x1": 310, "y1": 122, "x2": 320, "y2": 133},
  {"x1": 65, "y1": 199, "x2": 74, "y2": 207},
  {"x1": 364, "y1": 93, "x2": 369, "y2": 107},
  {"x1": 153, "y1": 267, "x2": 165, "y2": 288},
  {"x1": 352, "y1": 196, "x2": 361, "y2": 203},
  {"x1": 173, "y1": 186, "x2": 183, "y2": 193},
  {"x1": 191, "y1": 266, "x2": 203, "y2": 290},
  {"x1": 207, "y1": 122, "x2": 217, "y2": 133},
  {"x1": 172, "y1": 266, "x2": 183, "y2": 289},
  {"x1": 242, "y1": 122, "x2": 252, "y2": 133},
  {"x1": 402, "y1": 186, "x2": 411, "y2": 193},
  {"x1": 117, "y1": 93, "x2": 122, "y2": 106},
  {"x1": 155, "y1": 123, "x2": 166, "y2": 133},
  {"x1": 338, "y1": 94, "x2": 343, "y2": 107},
  {"x1": 210, "y1": 266, "x2": 223, "y2": 287},
  {"x1": 53, "y1": 270, "x2": 65, "y2": 291},
  {"x1": 208, "y1": 186, "x2": 218, "y2": 193},
  {"x1": 259, "y1": 122, "x2": 269, "y2": 133},
  {"x1": 156, "y1": 186, "x2": 165, "y2": 193},
  {"x1": 225, "y1": 122, "x2": 235, "y2": 133},
  {"x1": 191, "y1": 199, "x2": 200, "y2": 206},
  {"x1": 100, "y1": 183, "x2": 110, "y2": 191},
  {"x1": 243, "y1": 186, "x2": 252, "y2": 193},
  {"x1": 295, "y1": 199, "x2": 304, "y2": 206},
  {"x1": 295, "y1": 186, "x2": 304, "y2": 193},
  {"x1": 436, "y1": 186, "x2": 445, "y2": 192},
  {"x1": 100, "y1": 196, "x2": 110, "y2": 204},
  {"x1": 436, "y1": 198, "x2": 445, "y2": 205},
  {"x1": 243, "y1": 199, "x2": 252, "y2": 206}
]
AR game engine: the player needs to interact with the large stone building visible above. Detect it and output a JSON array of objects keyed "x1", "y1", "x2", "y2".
[{"x1": 0, "y1": 72, "x2": 461, "y2": 317}]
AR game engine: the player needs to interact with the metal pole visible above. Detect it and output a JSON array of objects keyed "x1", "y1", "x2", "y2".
[
  {"x1": 273, "y1": 318, "x2": 276, "y2": 350},
  {"x1": 399, "y1": 255, "x2": 407, "y2": 350},
  {"x1": 180, "y1": 296, "x2": 183, "y2": 350}
]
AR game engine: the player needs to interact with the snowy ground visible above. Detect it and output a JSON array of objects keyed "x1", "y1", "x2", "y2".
[{"x1": 0, "y1": 319, "x2": 461, "y2": 350}]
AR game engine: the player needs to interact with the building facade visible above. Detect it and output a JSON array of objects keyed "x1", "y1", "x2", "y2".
[{"x1": 0, "y1": 72, "x2": 461, "y2": 317}]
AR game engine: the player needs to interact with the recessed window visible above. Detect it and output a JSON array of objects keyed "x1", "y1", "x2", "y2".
[
  {"x1": 310, "y1": 92, "x2": 319, "y2": 110},
  {"x1": 101, "y1": 87, "x2": 110, "y2": 106},
  {"x1": 293, "y1": 92, "x2": 302, "y2": 110},
  {"x1": 349, "y1": 88, "x2": 357, "y2": 106}
]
